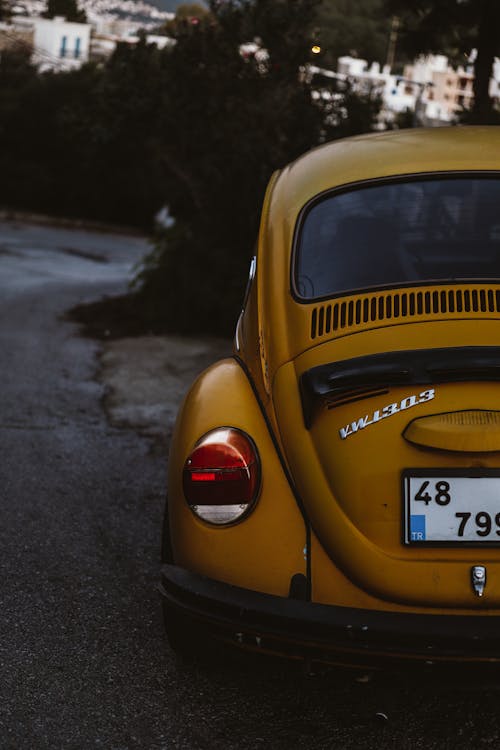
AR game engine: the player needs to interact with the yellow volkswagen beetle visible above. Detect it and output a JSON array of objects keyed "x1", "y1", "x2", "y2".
[{"x1": 161, "y1": 126, "x2": 500, "y2": 669}]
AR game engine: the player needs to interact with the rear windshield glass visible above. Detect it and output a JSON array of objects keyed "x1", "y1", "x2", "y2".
[{"x1": 295, "y1": 176, "x2": 500, "y2": 300}]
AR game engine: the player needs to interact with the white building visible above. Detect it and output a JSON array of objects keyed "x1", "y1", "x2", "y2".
[
  {"x1": 333, "y1": 56, "x2": 416, "y2": 126},
  {"x1": 32, "y1": 15, "x2": 91, "y2": 71},
  {"x1": 402, "y1": 55, "x2": 474, "y2": 123},
  {"x1": 335, "y1": 53, "x2": 500, "y2": 126}
]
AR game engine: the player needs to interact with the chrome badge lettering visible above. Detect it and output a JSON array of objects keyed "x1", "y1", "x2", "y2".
[{"x1": 339, "y1": 389, "x2": 435, "y2": 440}]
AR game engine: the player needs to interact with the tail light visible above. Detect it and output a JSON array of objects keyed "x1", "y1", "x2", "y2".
[{"x1": 183, "y1": 428, "x2": 260, "y2": 525}]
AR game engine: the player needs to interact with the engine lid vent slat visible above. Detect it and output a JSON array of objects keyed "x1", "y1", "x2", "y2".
[{"x1": 310, "y1": 285, "x2": 500, "y2": 340}]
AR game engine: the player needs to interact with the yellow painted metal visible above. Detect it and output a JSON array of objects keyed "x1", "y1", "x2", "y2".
[
  {"x1": 404, "y1": 410, "x2": 500, "y2": 452},
  {"x1": 308, "y1": 284, "x2": 500, "y2": 342},
  {"x1": 255, "y1": 127, "x2": 500, "y2": 383},
  {"x1": 168, "y1": 358, "x2": 306, "y2": 596},
  {"x1": 273, "y1": 319, "x2": 500, "y2": 607},
  {"x1": 235, "y1": 170, "x2": 280, "y2": 401},
  {"x1": 310, "y1": 530, "x2": 500, "y2": 615},
  {"x1": 171, "y1": 126, "x2": 500, "y2": 616}
]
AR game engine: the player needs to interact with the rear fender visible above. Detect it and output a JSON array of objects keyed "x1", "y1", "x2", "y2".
[{"x1": 167, "y1": 358, "x2": 307, "y2": 597}]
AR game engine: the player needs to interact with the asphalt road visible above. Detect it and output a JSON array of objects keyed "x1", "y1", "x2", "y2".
[{"x1": 3, "y1": 219, "x2": 500, "y2": 750}]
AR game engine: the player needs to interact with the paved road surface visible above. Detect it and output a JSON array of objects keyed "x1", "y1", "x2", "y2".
[{"x1": 2, "y1": 219, "x2": 500, "y2": 750}]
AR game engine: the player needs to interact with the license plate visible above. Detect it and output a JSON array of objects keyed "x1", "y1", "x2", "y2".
[{"x1": 403, "y1": 470, "x2": 500, "y2": 545}]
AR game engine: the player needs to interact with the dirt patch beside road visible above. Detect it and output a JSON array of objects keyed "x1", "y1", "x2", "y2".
[{"x1": 99, "y1": 335, "x2": 232, "y2": 448}]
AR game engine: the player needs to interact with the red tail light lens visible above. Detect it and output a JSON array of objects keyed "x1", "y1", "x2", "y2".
[{"x1": 183, "y1": 428, "x2": 260, "y2": 525}]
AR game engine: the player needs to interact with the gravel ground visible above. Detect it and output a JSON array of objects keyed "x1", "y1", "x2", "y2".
[{"x1": 99, "y1": 335, "x2": 231, "y2": 446}]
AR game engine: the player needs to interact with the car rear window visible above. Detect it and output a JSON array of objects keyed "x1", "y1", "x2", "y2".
[{"x1": 294, "y1": 176, "x2": 500, "y2": 300}]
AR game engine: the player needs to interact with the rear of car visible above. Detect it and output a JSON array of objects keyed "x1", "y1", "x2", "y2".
[{"x1": 161, "y1": 127, "x2": 500, "y2": 669}]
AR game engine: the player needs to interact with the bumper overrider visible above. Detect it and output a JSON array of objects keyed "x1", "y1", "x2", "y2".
[{"x1": 161, "y1": 564, "x2": 500, "y2": 670}]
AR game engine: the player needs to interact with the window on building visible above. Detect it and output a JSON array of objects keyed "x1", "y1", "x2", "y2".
[
  {"x1": 60, "y1": 35, "x2": 67, "y2": 58},
  {"x1": 75, "y1": 37, "x2": 81, "y2": 58}
]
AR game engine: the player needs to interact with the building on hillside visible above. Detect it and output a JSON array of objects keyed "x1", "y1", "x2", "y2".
[
  {"x1": 403, "y1": 55, "x2": 474, "y2": 123},
  {"x1": 32, "y1": 15, "x2": 90, "y2": 71},
  {"x1": 90, "y1": 15, "x2": 149, "y2": 38},
  {"x1": 322, "y1": 56, "x2": 417, "y2": 128},
  {"x1": 335, "y1": 53, "x2": 500, "y2": 126},
  {"x1": 6, "y1": 8, "x2": 174, "y2": 68}
]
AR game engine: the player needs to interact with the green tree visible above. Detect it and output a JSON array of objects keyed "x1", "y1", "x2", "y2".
[
  {"x1": 385, "y1": 0, "x2": 500, "y2": 123},
  {"x1": 0, "y1": 45, "x2": 165, "y2": 227},
  {"x1": 45, "y1": 0, "x2": 86, "y2": 23},
  {"x1": 0, "y1": 0, "x2": 381, "y2": 338},
  {"x1": 163, "y1": 3, "x2": 210, "y2": 35},
  {"x1": 315, "y1": 0, "x2": 391, "y2": 66},
  {"x1": 0, "y1": 0, "x2": 11, "y2": 21},
  {"x1": 135, "y1": 0, "x2": 380, "y2": 335}
]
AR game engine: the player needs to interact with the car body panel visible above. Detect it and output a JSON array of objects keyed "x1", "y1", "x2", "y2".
[
  {"x1": 274, "y1": 364, "x2": 500, "y2": 608},
  {"x1": 164, "y1": 126, "x2": 500, "y2": 666},
  {"x1": 251, "y1": 127, "x2": 500, "y2": 383},
  {"x1": 273, "y1": 299, "x2": 500, "y2": 607},
  {"x1": 167, "y1": 358, "x2": 307, "y2": 596}
]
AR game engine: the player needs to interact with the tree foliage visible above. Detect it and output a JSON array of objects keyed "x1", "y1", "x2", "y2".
[
  {"x1": 0, "y1": 0, "x2": 381, "y2": 335},
  {"x1": 0, "y1": 45, "x2": 164, "y2": 225},
  {"x1": 0, "y1": 0, "x2": 11, "y2": 21},
  {"x1": 45, "y1": 0, "x2": 86, "y2": 23},
  {"x1": 385, "y1": 0, "x2": 500, "y2": 123},
  {"x1": 162, "y1": 3, "x2": 209, "y2": 35},
  {"x1": 135, "y1": 0, "x2": 381, "y2": 335},
  {"x1": 316, "y1": 0, "x2": 391, "y2": 66}
]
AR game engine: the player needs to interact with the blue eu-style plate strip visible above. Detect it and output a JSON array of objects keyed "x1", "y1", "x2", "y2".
[{"x1": 410, "y1": 515, "x2": 426, "y2": 542}]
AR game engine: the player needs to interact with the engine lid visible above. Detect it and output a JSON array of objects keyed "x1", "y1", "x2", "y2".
[{"x1": 273, "y1": 343, "x2": 500, "y2": 608}]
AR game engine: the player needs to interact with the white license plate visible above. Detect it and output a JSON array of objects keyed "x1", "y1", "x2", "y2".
[{"x1": 403, "y1": 472, "x2": 500, "y2": 544}]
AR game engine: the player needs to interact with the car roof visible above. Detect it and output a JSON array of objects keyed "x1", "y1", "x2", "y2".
[{"x1": 275, "y1": 126, "x2": 500, "y2": 217}]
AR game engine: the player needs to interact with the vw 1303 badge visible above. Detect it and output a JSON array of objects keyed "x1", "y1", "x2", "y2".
[{"x1": 339, "y1": 389, "x2": 436, "y2": 440}]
